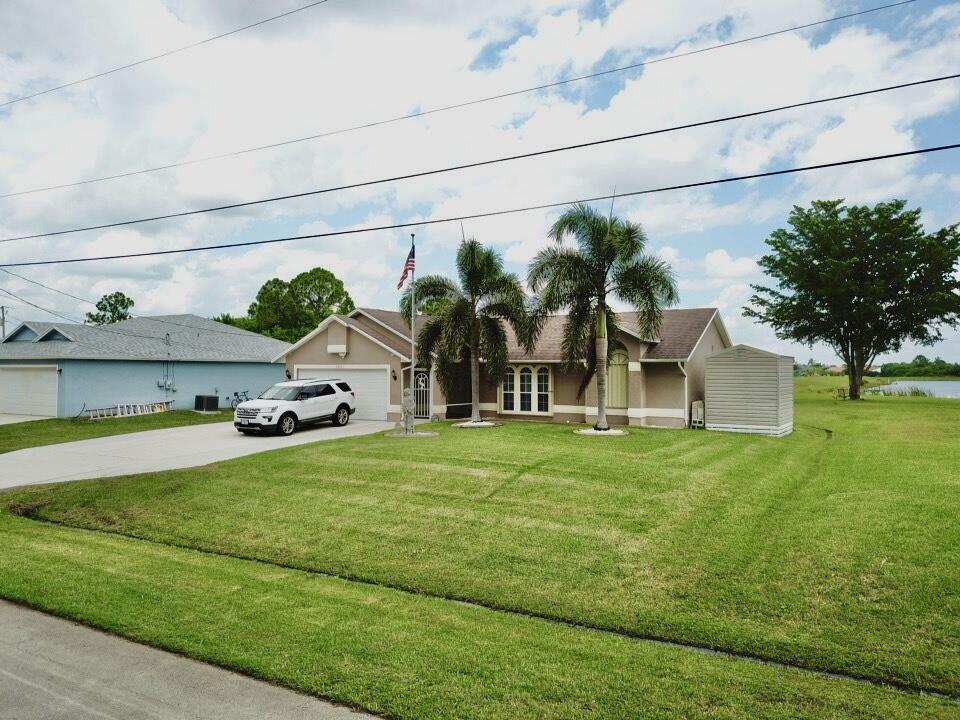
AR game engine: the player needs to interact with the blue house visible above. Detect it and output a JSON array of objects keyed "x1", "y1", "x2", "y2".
[{"x1": 0, "y1": 315, "x2": 290, "y2": 417}]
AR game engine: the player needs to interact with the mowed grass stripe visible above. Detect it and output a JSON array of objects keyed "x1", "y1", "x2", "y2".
[
  {"x1": 1, "y1": 513, "x2": 956, "y2": 720},
  {"x1": 4, "y1": 378, "x2": 959, "y2": 695},
  {"x1": 18, "y1": 506, "x2": 959, "y2": 702}
]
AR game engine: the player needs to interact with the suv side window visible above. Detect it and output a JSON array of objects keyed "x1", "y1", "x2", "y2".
[
  {"x1": 317, "y1": 384, "x2": 336, "y2": 397},
  {"x1": 336, "y1": 382, "x2": 352, "y2": 392},
  {"x1": 298, "y1": 385, "x2": 318, "y2": 399}
]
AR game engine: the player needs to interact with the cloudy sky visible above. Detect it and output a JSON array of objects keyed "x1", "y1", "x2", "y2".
[{"x1": 1, "y1": 0, "x2": 958, "y2": 363}]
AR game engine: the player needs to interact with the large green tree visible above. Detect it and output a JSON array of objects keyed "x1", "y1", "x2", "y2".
[
  {"x1": 401, "y1": 239, "x2": 530, "y2": 423},
  {"x1": 746, "y1": 199, "x2": 960, "y2": 399},
  {"x1": 218, "y1": 267, "x2": 354, "y2": 342},
  {"x1": 85, "y1": 291, "x2": 134, "y2": 325},
  {"x1": 528, "y1": 203, "x2": 678, "y2": 431}
]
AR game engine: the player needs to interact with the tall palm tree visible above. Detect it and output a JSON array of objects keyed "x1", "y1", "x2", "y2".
[
  {"x1": 401, "y1": 238, "x2": 530, "y2": 423},
  {"x1": 528, "y1": 203, "x2": 679, "y2": 431}
]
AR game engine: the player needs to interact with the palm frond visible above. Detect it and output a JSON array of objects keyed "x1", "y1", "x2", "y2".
[
  {"x1": 478, "y1": 314, "x2": 509, "y2": 381},
  {"x1": 456, "y1": 238, "x2": 501, "y2": 300},
  {"x1": 399, "y1": 275, "x2": 463, "y2": 326},
  {"x1": 548, "y1": 203, "x2": 610, "y2": 264},
  {"x1": 612, "y1": 255, "x2": 680, "y2": 337},
  {"x1": 415, "y1": 316, "x2": 445, "y2": 367}
]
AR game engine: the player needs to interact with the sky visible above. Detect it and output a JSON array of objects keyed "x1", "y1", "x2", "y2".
[{"x1": 0, "y1": 0, "x2": 958, "y2": 364}]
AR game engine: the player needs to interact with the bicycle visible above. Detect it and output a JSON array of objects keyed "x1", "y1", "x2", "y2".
[{"x1": 230, "y1": 390, "x2": 251, "y2": 409}]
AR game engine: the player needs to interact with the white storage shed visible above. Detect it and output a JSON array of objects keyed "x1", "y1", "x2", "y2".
[{"x1": 704, "y1": 345, "x2": 793, "y2": 436}]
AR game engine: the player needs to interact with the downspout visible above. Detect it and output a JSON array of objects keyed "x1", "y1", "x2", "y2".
[{"x1": 678, "y1": 361, "x2": 688, "y2": 428}]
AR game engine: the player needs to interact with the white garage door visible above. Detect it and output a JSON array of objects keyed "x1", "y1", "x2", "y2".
[
  {"x1": 296, "y1": 367, "x2": 388, "y2": 421},
  {"x1": 0, "y1": 366, "x2": 58, "y2": 416}
]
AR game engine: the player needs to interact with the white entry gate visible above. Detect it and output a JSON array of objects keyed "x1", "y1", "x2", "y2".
[{"x1": 413, "y1": 369, "x2": 430, "y2": 418}]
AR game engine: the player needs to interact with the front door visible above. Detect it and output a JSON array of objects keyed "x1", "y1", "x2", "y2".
[{"x1": 414, "y1": 370, "x2": 430, "y2": 418}]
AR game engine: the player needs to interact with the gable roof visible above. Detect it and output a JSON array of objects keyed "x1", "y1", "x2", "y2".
[
  {"x1": 276, "y1": 307, "x2": 726, "y2": 363},
  {"x1": 642, "y1": 308, "x2": 725, "y2": 361},
  {"x1": 274, "y1": 313, "x2": 411, "y2": 363},
  {"x1": 0, "y1": 315, "x2": 289, "y2": 362}
]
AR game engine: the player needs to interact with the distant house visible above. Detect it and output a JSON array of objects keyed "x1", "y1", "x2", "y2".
[
  {"x1": 275, "y1": 306, "x2": 734, "y2": 428},
  {"x1": 0, "y1": 315, "x2": 289, "y2": 417}
]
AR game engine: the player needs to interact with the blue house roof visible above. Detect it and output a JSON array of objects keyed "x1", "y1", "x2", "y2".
[{"x1": 0, "y1": 314, "x2": 289, "y2": 363}]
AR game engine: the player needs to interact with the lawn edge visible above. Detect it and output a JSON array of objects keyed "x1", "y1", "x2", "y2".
[{"x1": 11, "y1": 509, "x2": 959, "y2": 704}]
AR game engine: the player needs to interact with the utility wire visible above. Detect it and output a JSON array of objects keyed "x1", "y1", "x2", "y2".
[
  {"x1": 0, "y1": 285, "x2": 235, "y2": 351},
  {"x1": 0, "y1": 0, "x2": 333, "y2": 108},
  {"x1": 3, "y1": 71, "x2": 954, "y2": 244},
  {"x1": 3, "y1": 143, "x2": 956, "y2": 269},
  {"x1": 0, "y1": 267, "x2": 258, "y2": 338},
  {"x1": 0, "y1": 0, "x2": 917, "y2": 199}
]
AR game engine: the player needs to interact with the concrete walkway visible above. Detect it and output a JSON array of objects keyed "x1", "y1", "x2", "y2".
[
  {"x1": 0, "y1": 600, "x2": 373, "y2": 720},
  {"x1": 0, "y1": 420, "x2": 393, "y2": 490}
]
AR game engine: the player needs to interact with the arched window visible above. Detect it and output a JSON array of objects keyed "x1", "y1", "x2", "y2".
[
  {"x1": 500, "y1": 365, "x2": 551, "y2": 414},
  {"x1": 519, "y1": 367, "x2": 532, "y2": 412},
  {"x1": 502, "y1": 368, "x2": 515, "y2": 411},
  {"x1": 607, "y1": 349, "x2": 629, "y2": 409}
]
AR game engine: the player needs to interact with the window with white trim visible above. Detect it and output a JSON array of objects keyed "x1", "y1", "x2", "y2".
[{"x1": 500, "y1": 364, "x2": 552, "y2": 414}]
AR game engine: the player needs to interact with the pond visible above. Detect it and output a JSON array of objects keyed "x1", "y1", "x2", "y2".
[{"x1": 868, "y1": 380, "x2": 960, "y2": 398}]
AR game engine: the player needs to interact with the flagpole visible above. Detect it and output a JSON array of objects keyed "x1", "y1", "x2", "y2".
[{"x1": 409, "y1": 233, "x2": 416, "y2": 388}]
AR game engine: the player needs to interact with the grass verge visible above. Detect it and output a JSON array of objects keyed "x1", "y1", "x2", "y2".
[
  {"x1": 0, "y1": 409, "x2": 233, "y2": 454},
  {"x1": 1, "y1": 512, "x2": 956, "y2": 720}
]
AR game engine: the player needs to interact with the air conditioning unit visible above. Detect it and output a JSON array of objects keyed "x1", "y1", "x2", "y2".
[{"x1": 691, "y1": 400, "x2": 704, "y2": 428}]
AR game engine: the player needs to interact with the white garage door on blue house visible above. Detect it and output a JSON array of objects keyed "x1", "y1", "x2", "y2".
[{"x1": 0, "y1": 365, "x2": 59, "y2": 416}]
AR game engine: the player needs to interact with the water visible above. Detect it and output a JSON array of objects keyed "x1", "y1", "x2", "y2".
[{"x1": 869, "y1": 380, "x2": 960, "y2": 398}]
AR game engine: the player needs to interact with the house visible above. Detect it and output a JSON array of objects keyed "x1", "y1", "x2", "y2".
[
  {"x1": 0, "y1": 315, "x2": 290, "y2": 417},
  {"x1": 276, "y1": 307, "x2": 733, "y2": 428}
]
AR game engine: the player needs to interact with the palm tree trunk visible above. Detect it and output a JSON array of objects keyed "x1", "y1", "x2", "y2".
[
  {"x1": 470, "y1": 346, "x2": 481, "y2": 422},
  {"x1": 595, "y1": 311, "x2": 609, "y2": 430}
]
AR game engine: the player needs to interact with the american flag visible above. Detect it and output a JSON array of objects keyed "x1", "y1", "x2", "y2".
[{"x1": 397, "y1": 245, "x2": 415, "y2": 289}]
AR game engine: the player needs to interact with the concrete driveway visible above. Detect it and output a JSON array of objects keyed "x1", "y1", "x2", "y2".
[
  {"x1": 0, "y1": 420, "x2": 393, "y2": 490},
  {"x1": 0, "y1": 600, "x2": 373, "y2": 720},
  {"x1": 0, "y1": 414, "x2": 47, "y2": 426}
]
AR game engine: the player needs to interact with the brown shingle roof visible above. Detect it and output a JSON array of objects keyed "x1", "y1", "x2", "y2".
[
  {"x1": 343, "y1": 314, "x2": 411, "y2": 358},
  {"x1": 347, "y1": 307, "x2": 719, "y2": 363},
  {"x1": 642, "y1": 308, "x2": 718, "y2": 360}
]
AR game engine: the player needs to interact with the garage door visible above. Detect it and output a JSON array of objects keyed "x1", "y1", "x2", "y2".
[
  {"x1": 296, "y1": 367, "x2": 388, "y2": 421},
  {"x1": 0, "y1": 366, "x2": 58, "y2": 416}
]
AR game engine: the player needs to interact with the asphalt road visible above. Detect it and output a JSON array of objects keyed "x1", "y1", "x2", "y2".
[
  {"x1": 0, "y1": 600, "x2": 375, "y2": 720},
  {"x1": 0, "y1": 419, "x2": 393, "y2": 490}
]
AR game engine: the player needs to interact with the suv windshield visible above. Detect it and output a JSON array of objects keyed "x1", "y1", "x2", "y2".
[{"x1": 258, "y1": 384, "x2": 303, "y2": 401}]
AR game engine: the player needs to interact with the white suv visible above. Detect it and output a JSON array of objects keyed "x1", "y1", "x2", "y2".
[{"x1": 234, "y1": 378, "x2": 356, "y2": 436}]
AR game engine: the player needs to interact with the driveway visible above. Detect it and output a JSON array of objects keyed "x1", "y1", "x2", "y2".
[
  {"x1": 0, "y1": 414, "x2": 47, "y2": 426},
  {"x1": 0, "y1": 600, "x2": 373, "y2": 720},
  {"x1": 0, "y1": 420, "x2": 393, "y2": 490}
]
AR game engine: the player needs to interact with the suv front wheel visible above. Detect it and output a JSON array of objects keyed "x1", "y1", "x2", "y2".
[
  {"x1": 277, "y1": 413, "x2": 297, "y2": 436},
  {"x1": 332, "y1": 404, "x2": 350, "y2": 427}
]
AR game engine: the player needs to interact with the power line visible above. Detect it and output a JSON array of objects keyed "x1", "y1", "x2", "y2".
[
  {"x1": 3, "y1": 142, "x2": 956, "y2": 269},
  {"x1": 3, "y1": 72, "x2": 954, "y2": 244},
  {"x1": 0, "y1": 285, "x2": 233, "y2": 351},
  {"x1": 0, "y1": 0, "x2": 333, "y2": 108},
  {"x1": 0, "y1": 267, "x2": 261, "y2": 338},
  {"x1": 0, "y1": 0, "x2": 918, "y2": 199}
]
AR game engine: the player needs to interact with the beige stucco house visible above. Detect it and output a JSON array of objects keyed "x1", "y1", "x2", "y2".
[{"x1": 274, "y1": 306, "x2": 731, "y2": 428}]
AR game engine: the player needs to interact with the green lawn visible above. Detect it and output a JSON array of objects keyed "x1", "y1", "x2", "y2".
[
  {"x1": 0, "y1": 409, "x2": 233, "y2": 454},
  {"x1": 1, "y1": 377, "x2": 959, "y2": 718}
]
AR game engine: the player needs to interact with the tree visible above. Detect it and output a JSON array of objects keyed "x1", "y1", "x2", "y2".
[
  {"x1": 85, "y1": 291, "x2": 134, "y2": 325},
  {"x1": 401, "y1": 238, "x2": 530, "y2": 423},
  {"x1": 219, "y1": 267, "x2": 354, "y2": 342},
  {"x1": 746, "y1": 200, "x2": 960, "y2": 400},
  {"x1": 527, "y1": 203, "x2": 678, "y2": 431}
]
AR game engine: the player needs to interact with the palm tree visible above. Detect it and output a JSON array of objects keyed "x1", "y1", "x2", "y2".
[
  {"x1": 528, "y1": 203, "x2": 679, "y2": 431},
  {"x1": 401, "y1": 238, "x2": 530, "y2": 423}
]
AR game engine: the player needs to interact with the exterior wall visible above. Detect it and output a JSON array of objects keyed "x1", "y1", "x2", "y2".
[
  {"x1": 686, "y1": 319, "x2": 726, "y2": 405},
  {"x1": 638, "y1": 363, "x2": 687, "y2": 427},
  {"x1": 705, "y1": 346, "x2": 792, "y2": 435},
  {"x1": 284, "y1": 324, "x2": 406, "y2": 420},
  {"x1": 0, "y1": 358, "x2": 285, "y2": 417}
]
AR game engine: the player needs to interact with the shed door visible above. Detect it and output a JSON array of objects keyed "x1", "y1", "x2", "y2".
[
  {"x1": 0, "y1": 366, "x2": 58, "y2": 416},
  {"x1": 296, "y1": 367, "x2": 388, "y2": 421}
]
